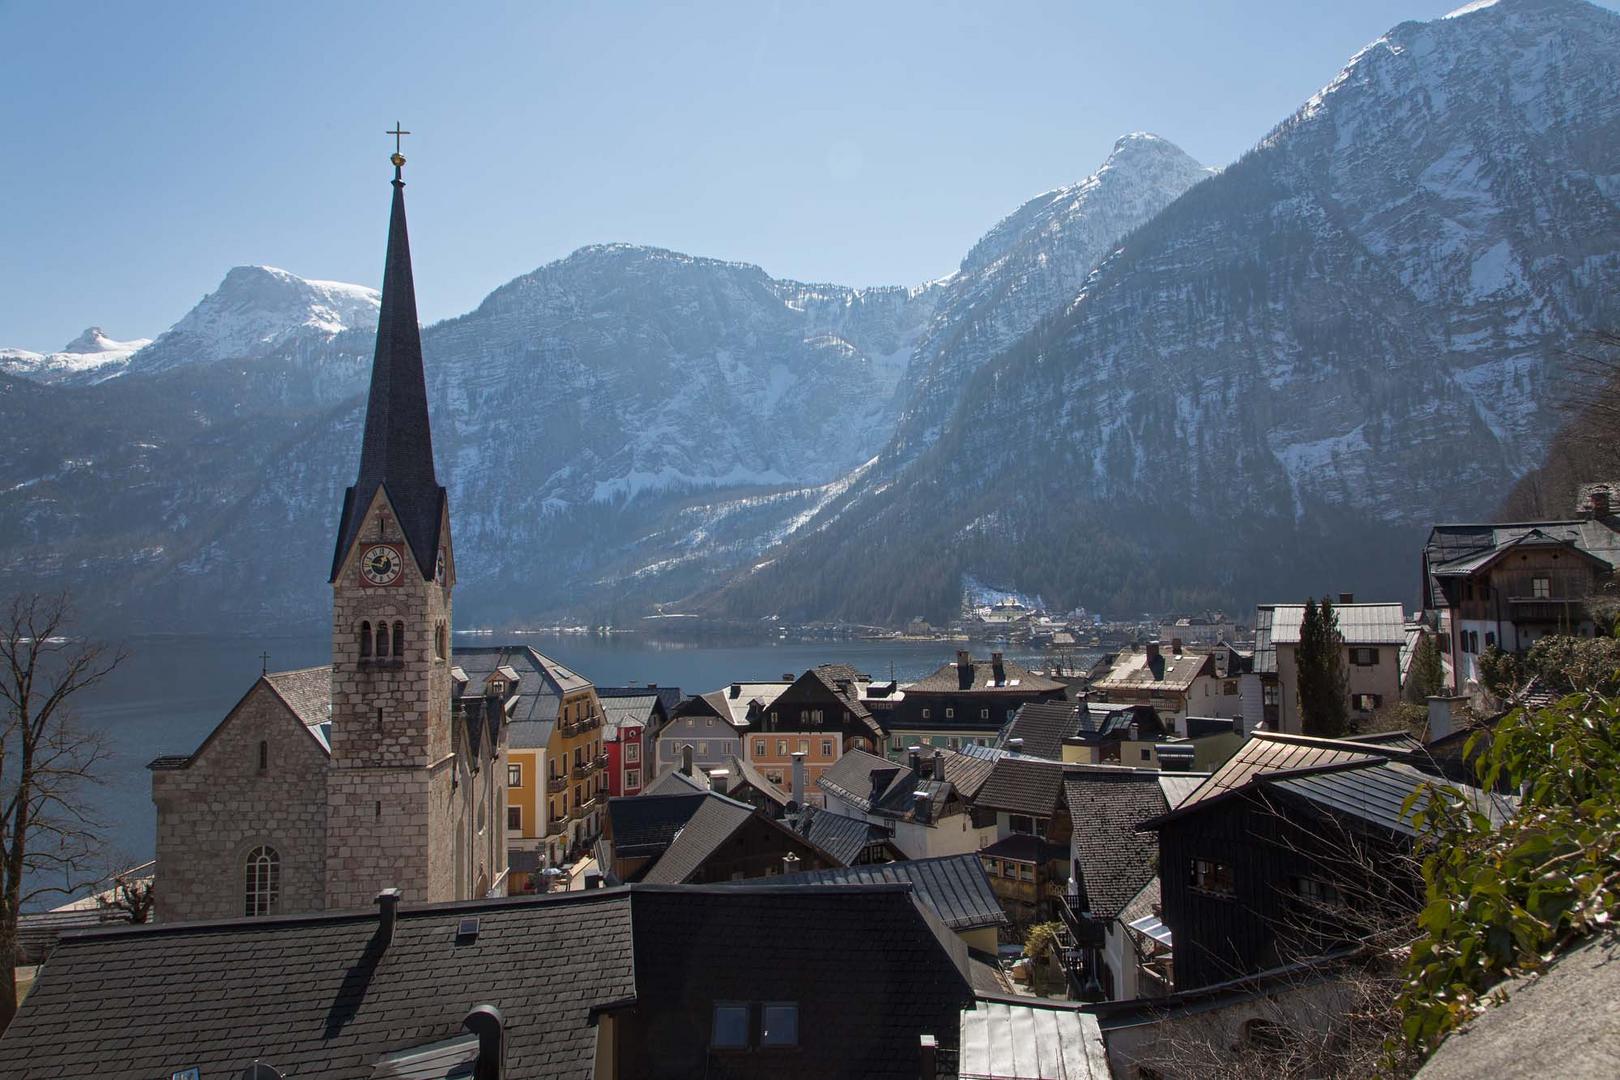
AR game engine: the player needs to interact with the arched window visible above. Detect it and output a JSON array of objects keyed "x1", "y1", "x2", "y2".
[
  {"x1": 359, "y1": 620, "x2": 372, "y2": 658},
  {"x1": 393, "y1": 621, "x2": 405, "y2": 658},
  {"x1": 257, "y1": 740, "x2": 268, "y2": 772},
  {"x1": 435, "y1": 621, "x2": 447, "y2": 660},
  {"x1": 244, "y1": 846, "x2": 280, "y2": 917},
  {"x1": 376, "y1": 623, "x2": 389, "y2": 658}
]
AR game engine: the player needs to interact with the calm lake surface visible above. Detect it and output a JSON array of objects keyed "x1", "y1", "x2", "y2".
[{"x1": 71, "y1": 632, "x2": 1077, "y2": 878}]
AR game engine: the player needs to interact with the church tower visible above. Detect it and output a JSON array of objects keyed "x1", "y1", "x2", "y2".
[{"x1": 325, "y1": 144, "x2": 460, "y2": 909}]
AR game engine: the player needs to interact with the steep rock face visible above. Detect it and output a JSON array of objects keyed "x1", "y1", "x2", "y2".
[
  {"x1": 891, "y1": 132, "x2": 1213, "y2": 459},
  {"x1": 717, "y1": 0, "x2": 1620, "y2": 622}
]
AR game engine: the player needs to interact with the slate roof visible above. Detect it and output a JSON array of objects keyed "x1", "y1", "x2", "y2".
[
  {"x1": 1002, "y1": 700, "x2": 1081, "y2": 759},
  {"x1": 721, "y1": 753, "x2": 791, "y2": 808},
  {"x1": 908, "y1": 655, "x2": 1064, "y2": 695},
  {"x1": 597, "y1": 693, "x2": 658, "y2": 738},
  {"x1": 938, "y1": 749, "x2": 999, "y2": 800},
  {"x1": 1265, "y1": 602, "x2": 1406, "y2": 646},
  {"x1": 737, "y1": 854, "x2": 1010, "y2": 932},
  {"x1": 331, "y1": 171, "x2": 445, "y2": 582},
  {"x1": 1156, "y1": 772, "x2": 1210, "y2": 809},
  {"x1": 958, "y1": 999, "x2": 1111, "y2": 1080},
  {"x1": 455, "y1": 645, "x2": 591, "y2": 748},
  {"x1": 1063, "y1": 771, "x2": 1169, "y2": 920},
  {"x1": 972, "y1": 755, "x2": 1067, "y2": 817},
  {"x1": 641, "y1": 768, "x2": 709, "y2": 796},
  {"x1": 640, "y1": 793, "x2": 763, "y2": 884},
  {"x1": 788, "y1": 806, "x2": 886, "y2": 866},
  {"x1": 264, "y1": 666, "x2": 333, "y2": 728},
  {"x1": 817, "y1": 748, "x2": 913, "y2": 812},
  {"x1": 605, "y1": 792, "x2": 708, "y2": 858},
  {"x1": 701, "y1": 681, "x2": 791, "y2": 728},
  {"x1": 0, "y1": 885, "x2": 975, "y2": 1080}
]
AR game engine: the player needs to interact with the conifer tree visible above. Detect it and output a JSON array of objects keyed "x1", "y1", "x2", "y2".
[
  {"x1": 1296, "y1": 595, "x2": 1350, "y2": 736},
  {"x1": 1404, "y1": 633, "x2": 1445, "y2": 703}
]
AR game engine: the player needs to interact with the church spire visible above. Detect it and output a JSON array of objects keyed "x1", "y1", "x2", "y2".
[{"x1": 331, "y1": 134, "x2": 446, "y2": 582}]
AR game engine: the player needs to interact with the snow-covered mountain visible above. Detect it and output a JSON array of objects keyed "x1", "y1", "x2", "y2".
[
  {"x1": 124, "y1": 265, "x2": 380, "y2": 377},
  {"x1": 0, "y1": 327, "x2": 152, "y2": 384},
  {"x1": 711, "y1": 0, "x2": 1620, "y2": 623}
]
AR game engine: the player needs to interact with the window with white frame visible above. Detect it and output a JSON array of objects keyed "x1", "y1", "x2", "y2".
[{"x1": 244, "y1": 846, "x2": 280, "y2": 917}]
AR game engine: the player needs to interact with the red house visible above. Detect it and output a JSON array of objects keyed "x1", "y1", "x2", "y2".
[{"x1": 597, "y1": 687, "x2": 676, "y2": 797}]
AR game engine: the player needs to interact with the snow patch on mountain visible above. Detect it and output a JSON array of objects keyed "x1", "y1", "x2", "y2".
[{"x1": 0, "y1": 327, "x2": 153, "y2": 384}]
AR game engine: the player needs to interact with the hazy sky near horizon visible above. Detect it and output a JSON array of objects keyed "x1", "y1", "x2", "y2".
[{"x1": 5, "y1": 0, "x2": 1615, "y2": 351}]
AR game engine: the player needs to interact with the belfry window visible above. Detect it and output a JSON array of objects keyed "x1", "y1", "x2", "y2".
[
  {"x1": 376, "y1": 624, "x2": 390, "y2": 659},
  {"x1": 360, "y1": 621, "x2": 373, "y2": 658},
  {"x1": 393, "y1": 622, "x2": 405, "y2": 657},
  {"x1": 244, "y1": 846, "x2": 281, "y2": 917}
]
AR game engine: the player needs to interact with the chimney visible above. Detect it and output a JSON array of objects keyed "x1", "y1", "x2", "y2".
[
  {"x1": 375, "y1": 888, "x2": 402, "y2": 951},
  {"x1": 1007, "y1": 737, "x2": 1024, "y2": 754},
  {"x1": 956, "y1": 650, "x2": 974, "y2": 690},
  {"x1": 918, "y1": 1034, "x2": 938, "y2": 1080},
  {"x1": 933, "y1": 748, "x2": 944, "y2": 779},
  {"x1": 680, "y1": 744, "x2": 694, "y2": 776},
  {"x1": 707, "y1": 767, "x2": 730, "y2": 793},
  {"x1": 791, "y1": 751, "x2": 806, "y2": 808},
  {"x1": 907, "y1": 746, "x2": 922, "y2": 776},
  {"x1": 913, "y1": 789, "x2": 932, "y2": 824},
  {"x1": 991, "y1": 651, "x2": 1005, "y2": 685},
  {"x1": 1171, "y1": 637, "x2": 1183, "y2": 657},
  {"x1": 463, "y1": 1004, "x2": 507, "y2": 1080},
  {"x1": 1338, "y1": 592, "x2": 1355, "y2": 605},
  {"x1": 782, "y1": 672, "x2": 794, "y2": 682},
  {"x1": 1590, "y1": 487, "x2": 1612, "y2": 517},
  {"x1": 730, "y1": 682, "x2": 742, "y2": 698},
  {"x1": 782, "y1": 851, "x2": 801, "y2": 876},
  {"x1": 1146, "y1": 641, "x2": 1161, "y2": 662}
]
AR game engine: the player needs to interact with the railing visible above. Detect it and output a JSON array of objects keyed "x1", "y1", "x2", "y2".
[
  {"x1": 544, "y1": 818, "x2": 567, "y2": 837},
  {"x1": 547, "y1": 776, "x2": 566, "y2": 793},
  {"x1": 560, "y1": 715, "x2": 602, "y2": 739}
]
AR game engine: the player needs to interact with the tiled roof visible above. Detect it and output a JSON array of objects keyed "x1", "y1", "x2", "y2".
[
  {"x1": 721, "y1": 754, "x2": 791, "y2": 808},
  {"x1": 908, "y1": 655, "x2": 1065, "y2": 695},
  {"x1": 641, "y1": 794, "x2": 761, "y2": 884},
  {"x1": 605, "y1": 792, "x2": 708, "y2": 858},
  {"x1": 972, "y1": 756, "x2": 1067, "y2": 817},
  {"x1": 739, "y1": 854, "x2": 1010, "y2": 932},
  {"x1": 1265, "y1": 602, "x2": 1406, "y2": 646},
  {"x1": 642, "y1": 768, "x2": 709, "y2": 796},
  {"x1": 938, "y1": 749, "x2": 998, "y2": 800},
  {"x1": 1064, "y1": 772, "x2": 1169, "y2": 920},
  {"x1": 0, "y1": 885, "x2": 974, "y2": 1080}
]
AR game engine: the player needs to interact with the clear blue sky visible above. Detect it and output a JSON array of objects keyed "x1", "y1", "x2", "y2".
[{"x1": 4, "y1": 0, "x2": 1611, "y2": 351}]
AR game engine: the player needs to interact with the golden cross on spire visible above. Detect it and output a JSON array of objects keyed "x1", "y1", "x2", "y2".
[{"x1": 386, "y1": 122, "x2": 410, "y2": 172}]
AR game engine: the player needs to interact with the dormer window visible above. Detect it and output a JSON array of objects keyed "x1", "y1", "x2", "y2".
[{"x1": 488, "y1": 679, "x2": 506, "y2": 697}]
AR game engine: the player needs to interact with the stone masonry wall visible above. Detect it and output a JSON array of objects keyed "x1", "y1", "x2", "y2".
[{"x1": 151, "y1": 681, "x2": 328, "y2": 922}]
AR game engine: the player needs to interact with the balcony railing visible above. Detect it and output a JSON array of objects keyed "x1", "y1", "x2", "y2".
[
  {"x1": 547, "y1": 776, "x2": 566, "y2": 793},
  {"x1": 560, "y1": 715, "x2": 602, "y2": 739},
  {"x1": 543, "y1": 818, "x2": 567, "y2": 837},
  {"x1": 571, "y1": 757, "x2": 604, "y2": 780}
]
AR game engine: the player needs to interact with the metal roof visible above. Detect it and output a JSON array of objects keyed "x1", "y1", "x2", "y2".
[
  {"x1": 1127, "y1": 913, "x2": 1173, "y2": 948},
  {"x1": 958, "y1": 1000, "x2": 1110, "y2": 1080},
  {"x1": 745, "y1": 854, "x2": 1009, "y2": 931},
  {"x1": 1268, "y1": 760, "x2": 1513, "y2": 837},
  {"x1": 1265, "y1": 602, "x2": 1406, "y2": 646}
]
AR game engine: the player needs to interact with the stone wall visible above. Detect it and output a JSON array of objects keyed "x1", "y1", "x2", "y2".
[{"x1": 151, "y1": 681, "x2": 328, "y2": 922}]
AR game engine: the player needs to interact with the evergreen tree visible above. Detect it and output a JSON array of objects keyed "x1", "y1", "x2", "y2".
[
  {"x1": 1296, "y1": 595, "x2": 1350, "y2": 736},
  {"x1": 1404, "y1": 632, "x2": 1446, "y2": 703}
]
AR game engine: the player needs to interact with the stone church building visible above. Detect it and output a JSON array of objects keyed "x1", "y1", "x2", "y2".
[{"x1": 149, "y1": 150, "x2": 507, "y2": 921}]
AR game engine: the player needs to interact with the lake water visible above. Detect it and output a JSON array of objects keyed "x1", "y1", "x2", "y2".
[{"x1": 70, "y1": 631, "x2": 1076, "y2": 880}]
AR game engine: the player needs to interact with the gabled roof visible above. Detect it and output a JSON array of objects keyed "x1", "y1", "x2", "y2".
[
  {"x1": 642, "y1": 768, "x2": 709, "y2": 796},
  {"x1": 817, "y1": 748, "x2": 914, "y2": 812},
  {"x1": 1265, "y1": 602, "x2": 1406, "y2": 646},
  {"x1": 598, "y1": 693, "x2": 659, "y2": 737},
  {"x1": 149, "y1": 667, "x2": 334, "y2": 770},
  {"x1": 640, "y1": 794, "x2": 767, "y2": 884},
  {"x1": 1265, "y1": 759, "x2": 1512, "y2": 838},
  {"x1": 1092, "y1": 648, "x2": 1215, "y2": 695},
  {"x1": 697, "y1": 680, "x2": 791, "y2": 729},
  {"x1": 1063, "y1": 772, "x2": 1169, "y2": 920},
  {"x1": 788, "y1": 806, "x2": 886, "y2": 867},
  {"x1": 1170, "y1": 732, "x2": 1386, "y2": 810},
  {"x1": 595, "y1": 683, "x2": 682, "y2": 717},
  {"x1": 741, "y1": 854, "x2": 1010, "y2": 932},
  {"x1": 455, "y1": 645, "x2": 591, "y2": 748},
  {"x1": 908, "y1": 655, "x2": 1065, "y2": 695},
  {"x1": 0, "y1": 884, "x2": 975, "y2": 1080},
  {"x1": 1423, "y1": 518, "x2": 1620, "y2": 607},
  {"x1": 1002, "y1": 701, "x2": 1081, "y2": 760},
  {"x1": 937, "y1": 749, "x2": 999, "y2": 800},
  {"x1": 720, "y1": 753, "x2": 792, "y2": 809},
  {"x1": 973, "y1": 756, "x2": 1068, "y2": 817}
]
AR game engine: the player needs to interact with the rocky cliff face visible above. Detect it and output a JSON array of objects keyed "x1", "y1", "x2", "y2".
[{"x1": 713, "y1": 0, "x2": 1620, "y2": 622}]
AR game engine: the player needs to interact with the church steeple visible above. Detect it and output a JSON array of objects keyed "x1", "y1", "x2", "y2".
[{"x1": 331, "y1": 140, "x2": 446, "y2": 582}]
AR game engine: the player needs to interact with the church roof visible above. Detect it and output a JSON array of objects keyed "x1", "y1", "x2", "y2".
[{"x1": 331, "y1": 163, "x2": 446, "y2": 582}]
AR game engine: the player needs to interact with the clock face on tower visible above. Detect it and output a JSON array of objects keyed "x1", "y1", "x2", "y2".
[{"x1": 360, "y1": 544, "x2": 403, "y2": 587}]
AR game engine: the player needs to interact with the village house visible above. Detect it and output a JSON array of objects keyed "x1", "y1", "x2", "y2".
[
  {"x1": 1090, "y1": 641, "x2": 1245, "y2": 730},
  {"x1": 654, "y1": 680, "x2": 787, "y2": 779},
  {"x1": 886, "y1": 651, "x2": 1067, "y2": 758},
  {"x1": 595, "y1": 687, "x2": 675, "y2": 798},
  {"x1": 971, "y1": 755, "x2": 1075, "y2": 928},
  {"x1": 1140, "y1": 731, "x2": 1509, "y2": 991},
  {"x1": 0, "y1": 884, "x2": 978, "y2": 1079},
  {"x1": 999, "y1": 699, "x2": 1181, "y2": 767},
  {"x1": 815, "y1": 747, "x2": 991, "y2": 860},
  {"x1": 597, "y1": 788, "x2": 841, "y2": 885},
  {"x1": 1252, "y1": 599, "x2": 1406, "y2": 733},
  {"x1": 743, "y1": 666, "x2": 886, "y2": 806},
  {"x1": 1422, "y1": 489, "x2": 1620, "y2": 692}
]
